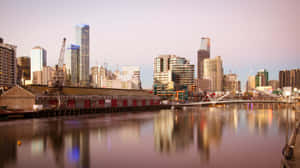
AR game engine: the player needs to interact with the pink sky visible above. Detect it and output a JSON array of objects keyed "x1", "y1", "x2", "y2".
[{"x1": 1, "y1": 0, "x2": 299, "y2": 88}]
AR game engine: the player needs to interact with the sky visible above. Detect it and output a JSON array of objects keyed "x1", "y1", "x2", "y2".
[{"x1": 1, "y1": 0, "x2": 299, "y2": 89}]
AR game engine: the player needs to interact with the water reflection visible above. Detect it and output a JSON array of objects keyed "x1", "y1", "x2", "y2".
[
  {"x1": 153, "y1": 104, "x2": 296, "y2": 162},
  {"x1": 0, "y1": 128, "x2": 17, "y2": 168},
  {"x1": 0, "y1": 104, "x2": 297, "y2": 168}
]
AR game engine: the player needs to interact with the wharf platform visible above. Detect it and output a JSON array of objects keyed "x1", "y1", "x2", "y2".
[{"x1": 0, "y1": 105, "x2": 171, "y2": 120}]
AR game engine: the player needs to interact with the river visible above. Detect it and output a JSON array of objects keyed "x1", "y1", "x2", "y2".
[{"x1": 0, "y1": 103, "x2": 296, "y2": 168}]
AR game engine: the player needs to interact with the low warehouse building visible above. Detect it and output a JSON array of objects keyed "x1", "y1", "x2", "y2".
[{"x1": 0, "y1": 85, "x2": 160, "y2": 112}]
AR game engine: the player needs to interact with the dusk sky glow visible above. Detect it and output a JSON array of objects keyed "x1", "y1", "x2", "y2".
[{"x1": 1, "y1": 0, "x2": 299, "y2": 89}]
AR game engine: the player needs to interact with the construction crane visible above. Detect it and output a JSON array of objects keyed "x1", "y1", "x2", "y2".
[{"x1": 53, "y1": 38, "x2": 66, "y2": 88}]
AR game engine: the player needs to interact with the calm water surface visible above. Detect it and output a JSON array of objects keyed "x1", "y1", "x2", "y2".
[{"x1": 0, "y1": 104, "x2": 296, "y2": 168}]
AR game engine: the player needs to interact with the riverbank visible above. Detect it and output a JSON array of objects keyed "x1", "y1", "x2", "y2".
[{"x1": 0, "y1": 105, "x2": 171, "y2": 121}]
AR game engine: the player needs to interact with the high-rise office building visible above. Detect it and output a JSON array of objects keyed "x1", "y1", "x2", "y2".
[
  {"x1": 223, "y1": 73, "x2": 241, "y2": 93},
  {"x1": 279, "y1": 70, "x2": 289, "y2": 88},
  {"x1": 203, "y1": 56, "x2": 223, "y2": 92},
  {"x1": 90, "y1": 66, "x2": 102, "y2": 88},
  {"x1": 65, "y1": 44, "x2": 80, "y2": 86},
  {"x1": 279, "y1": 69, "x2": 300, "y2": 89},
  {"x1": 42, "y1": 66, "x2": 56, "y2": 85},
  {"x1": 16, "y1": 56, "x2": 30, "y2": 85},
  {"x1": 0, "y1": 38, "x2": 17, "y2": 87},
  {"x1": 290, "y1": 69, "x2": 300, "y2": 89},
  {"x1": 75, "y1": 24, "x2": 90, "y2": 86},
  {"x1": 171, "y1": 60, "x2": 194, "y2": 90},
  {"x1": 153, "y1": 55, "x2": 174, "y2": 91},
  {"x1": 32, "y1": 71, "x2": 42, "y2": 85},
  {"x1": 30, "y1": 46, "x2": 47, "y2": 84},
  {"x1": 31, "y1": 66, "x2": 55, "y2": 85},
  {"x1": 154, "y1": 55, "x2": 194, "y2": 92},
  {"x1": 255, "y1": 69, "x2": 268, "y2": 87},
  {"x1": 269, "y1": 80, "x2": 279, "y2": 90},
  {"x1": 90, "y1": 65, "x2": 142, "y2": 89},
  {"x1": 121, "y1": 66, "x2": 142, "y2": 89},
  {"x1": 197, "y1": 37, "x2": 210, "y2": 79},
  {"x1": 247, "y1": 75, "x2": 256, "y2": 91}
]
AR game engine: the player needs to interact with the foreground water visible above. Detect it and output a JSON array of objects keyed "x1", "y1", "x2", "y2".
[{"x1": 0, "y1": 104, "x2": 296, "y2": 168}]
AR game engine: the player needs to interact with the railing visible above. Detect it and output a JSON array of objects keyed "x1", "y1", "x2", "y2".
[{"x1": 172, "y1": 99, "x2": 296, "y2": 107}]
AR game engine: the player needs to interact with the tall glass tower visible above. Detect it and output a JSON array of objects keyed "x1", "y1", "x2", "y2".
[
  {"x1": 75, "y1": 24, "x2": 90, "y2": 86},
  {"x1": 66, "y1": 44, "x2": 80, "y2": 86},
  {"x1": 197, "y1": 37, "x2": 210, "y2": 79},
  {"x1": 30, "y1": 46, "x2": 47, "y2": 83}
]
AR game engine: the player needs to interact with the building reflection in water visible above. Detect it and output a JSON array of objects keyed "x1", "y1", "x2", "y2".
[
  {"x1": 196, "y1": 107, "x2": 224, "y2": 162},
  {"x1": 153, "y1": 103, "x2": 297, "y2": 162},
  {"x1": 154, "y1": 110, "x2": 195, "y2": 154},
  {"x1": 154, "y1": 107, "x2": 224, "y2": 161},
  {"x1": 0, "y1": 103, "x2": 297, "y2": 167},
  {"x1": 48, "y1": 120, "x2": 65, "y2": 168},
  {"x1": 0, "y1": 127, "x2": 17, "y2": 168},
  {"x1": 154, "y1": 110, "x2": 176, "y2": 153},
  {"x1": 64, "y1": 130, "x2": 90, "y2": 168}
]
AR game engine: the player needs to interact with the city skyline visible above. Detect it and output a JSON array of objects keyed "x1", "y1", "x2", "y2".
[{"x1": 1, "y1": 0, "x2": 299, "y2": 89}]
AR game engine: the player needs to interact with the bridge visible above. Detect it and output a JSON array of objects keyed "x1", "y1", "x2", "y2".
[
  {"x1": 173, "y1": 87, "x2": 296, "y2": 108},
  {"x1": 171, "y1": 99, "x2": 297, "y2": 109}
]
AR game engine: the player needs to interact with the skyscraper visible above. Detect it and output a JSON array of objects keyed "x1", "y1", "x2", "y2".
[
  {"x1": 90, "y1": 65, "x2": 142, "y2": 89},
  {"x1": 279, "y1": 69, "x2": 300, "y2": 89},
  {"x1": 153, "y1": 55, "x2": 194, "y2": 92},
  {"x1": 153, "y1": 55, "x2": 173, "y2": 91},
  {"x1": 65, "y1": 44, "x2": 80, "y2": 86},
  {"x1": 197, "y1": 37, "x2": 210, "y2": 79},
  {"x1": 41, "y1": 66, "x2": 55, "y2": 85},
  {"x1": 223, "y1": 73, "x2": 241, "y2": 93},
  {"x1": 255, "y1": 69, "x2": 268, "y2": 87},
  {"x1": 247, "y1": 75, "x2": 256, "y2": 91},
  {"x1": 30, "y1": 46, "x2": 47, "y2": 84},
  {"x1": 269, "y1": 80, "x2": 279, "y2": 90},
  {"x1": 170, "y1": 59, "x2": 194, "y2": 90},
  {"x1": 121, "y1": 66, "x2": 142, "y2": 89},
  {"x1": 0, "y1": 38, "x2": 17, "y2": 87},
  {"x1": 16, "y1": 56, "x2": 30, "y2": 85},
  {"x1": 75, "y1": 24, "x2": 90, "y2": 86},
  {"x1": 203, "y1": 56, "x2": 223, "y2": 92}
]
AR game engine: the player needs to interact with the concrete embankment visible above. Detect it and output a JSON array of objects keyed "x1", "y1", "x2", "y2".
[{"x1": 0, "y1": 105, "x2": 171, "y2": 120}]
